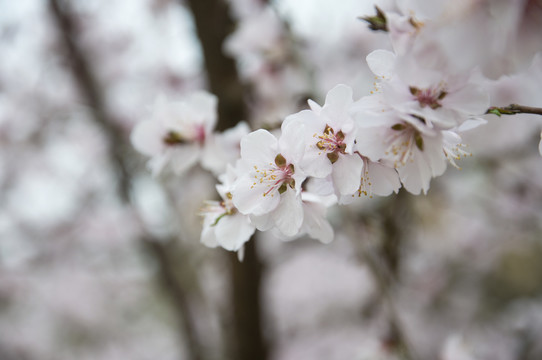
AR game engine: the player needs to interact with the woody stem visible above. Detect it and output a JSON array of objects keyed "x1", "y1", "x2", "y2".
[{"x1": 487, "y1": 104, "x2": 542, "y2": 117}]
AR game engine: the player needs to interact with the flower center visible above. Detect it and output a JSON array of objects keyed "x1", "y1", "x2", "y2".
[
  {"x1": 251, "y1": 154, "x2": 296, "y2": 197},
  {"x1": 313, "y1": 125, "x2": 347, "y2": 164},
  {"x1": 200, "y1": 193, "x2": 238, "y2": 227},
  {"x1": 409, "y1": 86, "x2": 447, "y2": 110},
  {"x1": 386, "y1": 122, "x2": 424, "y2": 167},
  {"x1": 163, "y1": 131, "x2": 185, "y2": 145},
  {"x1": 443, "y1": 141, "x2": 471, "y2": 169},
  {"x1": 163, "y1": 124, "x2": 206, "y2": 146}
]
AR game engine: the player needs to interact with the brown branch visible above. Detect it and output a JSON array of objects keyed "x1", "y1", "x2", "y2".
[
  {"x1": 377, "y1": 191, "x2": 416, "y2": 360},
  {"x1": 352, "y1": 192, "x2": 417, "y2": 360},
  {"x1": 229, "y1": 240, "x2": 268, "y2": 360},
  {"x1": 48, "y1": 2, "x2": 205, "y2": 359},
  {"x1": 487, "y1": 104, "x2": 542, "y2": 117},
  {"x1": 184, "y1": 0, "x2": 247, "y2": 132},
  {"x1": 183, "y1": 1, "x2": 269, "y2": 359},
  {"x1": 142, "y1": 239, "x2": 204, "y2": 360}
]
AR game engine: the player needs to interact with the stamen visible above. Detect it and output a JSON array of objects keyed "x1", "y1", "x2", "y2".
[
  {"x1": 353, "y1": 153, "x2": 374, "y2": 198},
  {"x1": 163, "y1": 131, "x2": 185, "y2": 145},
  {"x1": 313, "y1": 124, "x2": 347, "y2": 163},
  {"x1": 384, "y1": 122, "x2": 420, "y2": 168},
  {"x1": 443, "y1": 142, "x2": 471, "y2": 170},
  {"x1": 410, "y1": 85, "x2": 447, "y2": 109},
  {"x1": 252, "y1": 153, "x2": 296, "y2": 197}
]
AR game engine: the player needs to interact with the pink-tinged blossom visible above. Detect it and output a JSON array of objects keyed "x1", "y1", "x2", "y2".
[
  {"x1": 130, "y1": 92, "x2": 217, "y2": 176},
  {"x1": 366, "y1": 49, "x2": 490, "y2": 130},
  {"x1": 353, "y1": 92, "x2": 469, "y2": 195},
  {"x1": 359, "y1": 116, "x2": 447, "y2": 194},
  {"x1": 282, "y1": 84, "x2": 363, "y2": 198},
  {"x1": 200, "y1": 165, "x2": 255, "y2": 252},
  {"x1": 232, "y1": 128, "x2": 306, "y2": 237}
]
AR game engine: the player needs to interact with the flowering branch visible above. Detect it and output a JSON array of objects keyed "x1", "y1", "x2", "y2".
[{"x1": 487, "y1": 104, "x2": 542, "y2": 117}]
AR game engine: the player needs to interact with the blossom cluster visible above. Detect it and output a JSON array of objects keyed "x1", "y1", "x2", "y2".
[{"x1": 130, "y1": 1, "x2": 542, "y2": 255}]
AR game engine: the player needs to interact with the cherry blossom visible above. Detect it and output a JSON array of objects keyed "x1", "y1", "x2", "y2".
[
  {"x1": 282, "y1": 84, "x2": 363, "y2": 198},
  {"x1": 232, "y1": 128, "x2": 306, "y2": 237},
  {"x1": 200, "y1": 165, "x2": 255, "y2": 252},
  {"x1": 130, "y1": 92, "x2": 218, "y2": 176},
  {"x1": 366, "y1": 49, "x2": 490, "y2": 129},
  {"x1": 353, "y1": 91, "x2": 460, "y2": 195}
]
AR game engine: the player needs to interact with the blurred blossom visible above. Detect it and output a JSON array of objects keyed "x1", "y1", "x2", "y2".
[
  {"x1": 130, "y1": 91, "x2": 218, "y2": 176},
  {"x1": 2, "y1": 0, "x2": 542, "y2": 360},
  {"x1": 441, "y1": 335, "x2": 477, "y2": 360}
]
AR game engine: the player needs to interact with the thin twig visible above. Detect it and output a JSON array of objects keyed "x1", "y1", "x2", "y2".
[{"x1": 487, "y1": 104, "x2": 542, "y2": 117}]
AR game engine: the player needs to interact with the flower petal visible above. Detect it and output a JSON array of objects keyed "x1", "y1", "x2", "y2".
[
  {"x1": 240, "y1": 129, "x2": 278, "y2": 166},
  {"x1": 250, "y1": 213, "x2": 274, "y2": 232},
  {"x1": 272, "y1": 189, "x2": 303, "y2": 237},
  {"x1": 367, "y1": 161, "x2": 401, "y2": 196},
  {"x1": 280, "y1": 117, "x2": 307, "y2": 164},
  {"x1": 186, "y1": 91, "x2": 218, "y2": 131},
  {"x1": 232, "y1": 175, "x2": 281, "y2": 216},
  {"x1": 215, "y1": 213, "x2": 255, "y2": 251},
  {"x1": 442, "y1": 83, "x2": 490, "y2": 115},
  {"x1": 169, "y1": 144, "x2": 201, "y2": 175},
  {"x1": 366, "y1": 50, "x2": 396, "y2": 79},
  {"x1": 325, "y1": 84, "x2": 353, "y2": 110},
  {"x1": 332, "y1": 154, "x2": 363, "y2": 196},
  {"x1": 302, "y1": 199, "x2": 334, "y2": 244},
  {"x1": 131, "y1": 120, "x2": 166, "y2": 156}
]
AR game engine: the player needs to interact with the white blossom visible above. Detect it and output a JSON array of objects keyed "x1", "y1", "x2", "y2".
[
  {"x1": 200, "y1": 165, "x2": 255, "y2": 252},
  {"x1": 282, "y1": 84, "x2": 363, "y2": 198},
  {"x1": 130, "y1": 92, "x2": 218, "y2": 176},
  {"x1": 366, "y1": 49, "x2": 490, "y2": 130},
  {"x1": 232, "y1": 128, "x2": 306, "y2": 237},
  {"x1": 353, "y1": 92, "x2": 452, "y2": 195}
]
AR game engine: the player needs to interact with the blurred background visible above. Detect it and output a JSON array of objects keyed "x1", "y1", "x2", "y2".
[{"x1": 1, "y1": 0, "x2": 542, "y2": 359}]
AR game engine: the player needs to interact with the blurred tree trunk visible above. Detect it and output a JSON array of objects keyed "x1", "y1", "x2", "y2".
[
  {"x1": 184, "y1": 0, "x2": 269, "y2": 359},
  {"x1": 184, "y1": 0, "x2": 246, "y2": 131}
]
